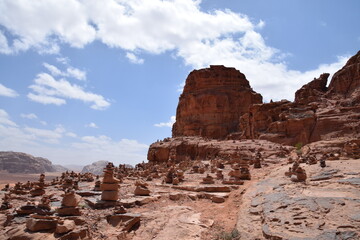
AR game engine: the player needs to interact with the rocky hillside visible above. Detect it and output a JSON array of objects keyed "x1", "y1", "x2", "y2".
[
  {"x1": 149, "y1": 51, "x2": 360, "y2": 162},
  {"x1": 237, "y1": 51, "x2": 360, "y2": 145},
  {"x1": 81, "y1": 160, "x2": 109, "y2": 175},
  {"x1": 0, "y1": 151, "x2": 60, "y2": 174}
]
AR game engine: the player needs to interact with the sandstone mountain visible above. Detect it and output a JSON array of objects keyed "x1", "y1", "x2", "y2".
[
  {"x1": 237, "y1": 51, "x2": 360, "y2": 145},
  {"x1": 149, "y1": 50, "x2": 360, "y2": 161},
  {"x1": 172, "y1": 65, "x2": 262, "y2": 139},
  {"x1": 0, "y1": 151, "x2": 61, "y2": 174}
]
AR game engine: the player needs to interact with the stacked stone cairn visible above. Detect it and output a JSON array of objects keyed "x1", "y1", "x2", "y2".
[
  {"x1": 224, "y1": 164, "x2": 243, "y2": 185},
  {"x1": 30, "y1": 174, "x2": 46, "y2": 197},
  {"x1": 134, "y1": 180, "x2": 151, "y2": 196},
  {"x1": 11, "y1": 182, "x2": 27, "y2": 195},
  {"x1": 101, "y1": 162, "x2": 120, "y2": 202},
  {"x1": 201, "y1": 174, "x2": 215, "y2": 184},
  {"x1": 93, "y1": 180, "x2": 101, "y2": 191},
  {"x1": 0, "y1": 193, "x2": 12, "y2": 210},
  {"x1": 285, "y1": 161, "x2": 307, "y2": 182},
  {"x1": 57, "y1": 189, "x2": 82, "y2": 216},
  {"x1": 253, "y1": 151, "x2": 262, "y2": 168}
]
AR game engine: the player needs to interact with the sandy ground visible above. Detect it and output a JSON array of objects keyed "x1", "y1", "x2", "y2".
[{"x1": 0, "y1": 171, "x2": 62, "y2": 189}]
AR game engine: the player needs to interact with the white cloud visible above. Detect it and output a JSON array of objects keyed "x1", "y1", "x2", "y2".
[
  {"x1": 24, "y1": 126, "x2": 63, "y2": 144},
  {"x1": 43, "y1": 63, "x2": 62, "y2": 76},
  {"x1": 126, "y1": 52, "x2": 144, "y2": 64},
  {"x1": 21, "y1": 113, "x2": 38, "y2": 120},
  {"x1": 66, "y1": 67, "x2": 86, "y2": 81},
  {"x1": 27, "y1": 73, "x2": 110, "y2": 110},
  {"x1": 0, "y1": 30, "x2": 11, "y2": 54},
  {"x1": 0, "y1": 0, "x2": 353, "y2": 101},
  {"x1": 0, "y1": 110, "x2": 148, "y2": 166},
  {"x1": 0, "y1": 83, "x2": 18, "y2": 97},
  {"x1": 56, "y1": 57, "x2": 69, "y2": 65},
  {"x1": 20, "y1": 113, "x2": 48, "y2": 126},
  {"x1": 0, "y1": 109, "x2": 17, "y2": 127},
  {"x1": 71, "y1": 136, "x2": 149, "y2": 165},
  {"x1": 154, "y1": 116, "x2": 176, "y2": 128},
  {"x1": 85, "y1": 122, "x2": 98, "y2": 128},
  {"x1": 27, "y1": 92, "x2": 66, "y2": 105},
  {"x1": 0, "y1": 0, "x2": 96, "y2": 53},
  {"x1": 43, "y1": 62, "x2": 86, "y2": 81}
]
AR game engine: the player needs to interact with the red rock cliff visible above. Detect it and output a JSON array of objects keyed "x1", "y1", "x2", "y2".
[
  {"x1": 327, "y1": 51, "x2": 360, "y2": 101},
  {"x1": 236, "y1": 51, "x2": 360, "y2": 146},
  {"x1": 172, "y1": 65, "x2": 262, "y2": 139}
]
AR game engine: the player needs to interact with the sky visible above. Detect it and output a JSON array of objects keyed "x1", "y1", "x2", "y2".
[{"x1": 0, "y1": 0, "x2": 359, "y2": 167}]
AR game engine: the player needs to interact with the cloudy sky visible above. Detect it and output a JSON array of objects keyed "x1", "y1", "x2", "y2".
[{"x1": 0, "y1": 0, "x2": 359, "y2": 166}]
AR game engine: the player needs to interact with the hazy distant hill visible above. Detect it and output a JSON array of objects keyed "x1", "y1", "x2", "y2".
[
  {"x1": 0, "y1": 151, "x2": 64, "y2": 174},
  {"x1": 63, "y1": 164, "x2": 84, "y2": 172},
  {"x1": 81, "y1": 160, "x2": 133, "y2": 175},
  {"x1": 81, "y1": 160, "x2": 109, "y2": 175}
]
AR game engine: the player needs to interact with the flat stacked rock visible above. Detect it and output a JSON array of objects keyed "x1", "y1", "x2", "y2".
[{"x1": 26, "y1": 214, "x2": 58, "y2": 232}]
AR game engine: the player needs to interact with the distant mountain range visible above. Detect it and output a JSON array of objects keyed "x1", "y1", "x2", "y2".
[
  {"x1": 0, "y1": 151, "x2": 133, "y2": 174},
  {"x1": 0, "y1": 151, "x2": 66, "y2": 174}
]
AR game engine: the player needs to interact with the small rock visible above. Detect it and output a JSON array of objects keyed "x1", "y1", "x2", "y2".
[
  {"x1": 26, "y1": 218, "x2": 57, "y2": 232},
  {"x1": 56, "y1": 220, "x2": 76, "y2": 234},
  {"x1": 212, "y1": 196, "x2": 225, "y2": 203}
]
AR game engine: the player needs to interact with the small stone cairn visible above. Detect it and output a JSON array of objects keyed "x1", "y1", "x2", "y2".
[{"x1": 101, "y1": 163, "x2": 120, "y2": 202}]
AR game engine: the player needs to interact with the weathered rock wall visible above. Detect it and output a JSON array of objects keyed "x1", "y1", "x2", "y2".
[
  {"x1": 148, "y1": 51, "x2": 360, "y2": 162},
  {"x1": 172, "y1": 65, "x2": 262, "y2": 139},
  {"x1": 148, "y1": 137, "x2": 291, "y2": 163},
  {"x1": 236, "y1": 51, "x2": 360, "y2": 146}
]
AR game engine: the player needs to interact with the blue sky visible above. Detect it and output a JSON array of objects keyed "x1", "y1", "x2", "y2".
[{"x1": 0, "y1": 0, "x2": 359, "y2": 166}]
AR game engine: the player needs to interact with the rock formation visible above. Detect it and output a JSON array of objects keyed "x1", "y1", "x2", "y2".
[
  {"x1": 172, "y1": 65, "x2": 262, "y2": 139},
  {"x1": 57, "y1": 189, "x2": 82, "y2": 216},
  {"x1": 150, "y1": 51, "x2": 360, "y2": 155},
  {"x1": 148, "y1": 137, "x2": 291, "y2": 163},
  {"x1": 100, "y1": 163, "x2": 120, "y2": 201},
  {"x1": 0, "y1": 151, "x2": 59, "y2": 173},
  {"x1": 236, "y1": 51, "x2": 360, "y2": 145},
  {"x1": 81, "y1": 160, "x2": 109, "y2": 175}
]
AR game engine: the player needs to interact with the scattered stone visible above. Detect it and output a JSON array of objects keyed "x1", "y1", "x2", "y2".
[
  {"x1": 106, "y1": 213, "x2": 141, "y2": 232},
  {"x1": 212, "y1": 196, "x2": 225, "y2": 203},
  {"x1": 55, "y1": 219, "x2": 76, "y2": 234},
  {"x1": 26, "y1": 215, "x2": 58, "y2": 232}
]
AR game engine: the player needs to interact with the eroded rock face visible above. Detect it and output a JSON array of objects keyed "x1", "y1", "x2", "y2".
[
  {"x1": 148, "y1": 137, "x2": 292, "y2": 163},
  {"x1": 294, "y1": 73, "x2": 329, "y2": 104},
  {"x1": 0, "y1": 151, "x2": 57, "y2": 173},
  {"x1": 172, "y1": 65, "x2": 262, "y2": 139},
  {"x1": 237, "y1": 51, "x2": 360, "y2": 146},
  {"x1": 327, "y1": 50, "x2": 360, "y2": 101},
  {"x1": 149, "y1": 51, "x2": 360, "y2": 162}
]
